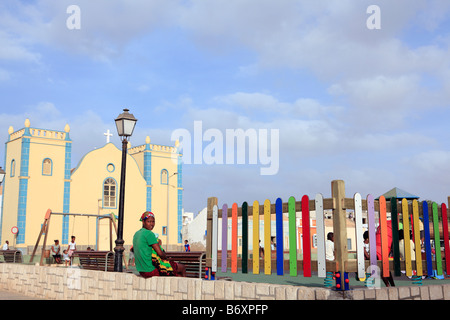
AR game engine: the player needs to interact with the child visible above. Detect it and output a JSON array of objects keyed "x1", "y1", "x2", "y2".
[
  {"x1": 184, "y1": 240, "x2": 191, "y2": 252},
  {"x1": 63, "y1": 249, "x2": 70, "y2": 266},
  {"x1": 67, "y1": 236, "x2": 76, "y2": 265}
]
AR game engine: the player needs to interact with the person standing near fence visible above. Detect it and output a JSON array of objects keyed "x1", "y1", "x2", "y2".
[
  {"x1": 363, "y1": 231, "x2": 370, "y2": 260},
  {"x1": 326, "y1": 232, "x2": 335, "y2": 261}
]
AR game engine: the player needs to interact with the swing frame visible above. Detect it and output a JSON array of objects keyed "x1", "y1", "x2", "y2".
[{"x1": 30, "y1": 209, "x2": 117, "y2": 266}]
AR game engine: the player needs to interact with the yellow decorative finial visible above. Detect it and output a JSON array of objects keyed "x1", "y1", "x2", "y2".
[
  {"x1": 175, "y1": 139, "x2": 180, "y2": 147},
  {"x1": 8, "y1": 126, "x2": 14, "y2": 135},
  {"x1": 24, "y1": 119, "x2": 30, "y2": 128},
  {"x1": 145, "y1": 136, "x2": 150, "y2": 144},
  {"x1": 64, "y1": 124, "x2": 70, "y2": 133}
]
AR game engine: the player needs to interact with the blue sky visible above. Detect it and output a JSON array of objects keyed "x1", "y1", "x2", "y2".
[{"x1": 1, "y1": 0, "x2": 450, "y2": 213}]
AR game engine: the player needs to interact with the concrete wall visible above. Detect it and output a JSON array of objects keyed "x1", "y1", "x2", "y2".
[{"x1": 0, "y1": 263, "x2": 449, "y2": 300}]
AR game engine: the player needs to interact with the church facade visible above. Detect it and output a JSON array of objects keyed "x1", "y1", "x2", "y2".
[{"x1": 0, "y1": 119, "x2": 183, "y2": 252}]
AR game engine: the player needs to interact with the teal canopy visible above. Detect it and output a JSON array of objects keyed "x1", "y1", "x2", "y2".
[{"x1": 378, "y1": 187, "x2": 419, "y2": 200}]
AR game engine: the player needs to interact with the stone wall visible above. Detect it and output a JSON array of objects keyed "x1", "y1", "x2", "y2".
[{"x1": 0, "y1": 263, "x2": 449, "y2": 300}]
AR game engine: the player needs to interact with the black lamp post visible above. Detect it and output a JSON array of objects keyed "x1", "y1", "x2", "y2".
[{"x1": 114, "y1": 108, "x2": 137, "y2": 272}]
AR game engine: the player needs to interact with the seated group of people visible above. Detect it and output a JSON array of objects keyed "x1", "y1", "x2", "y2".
[{"x1": 50, "y1": 236, "x2": 77, "y2": 266}]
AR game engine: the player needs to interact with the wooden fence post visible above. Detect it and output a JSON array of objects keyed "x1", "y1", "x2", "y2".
[
  {"x1": 206, "y1": 197, "x2": 218, "y2": 275},
  {"x1": 331, "y1": 180, "x2": 347, "y2": 276}
]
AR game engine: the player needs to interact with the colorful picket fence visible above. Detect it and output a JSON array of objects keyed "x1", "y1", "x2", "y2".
[{"x1": 205, "y1": 180, "x2": 450, "y2": 289}]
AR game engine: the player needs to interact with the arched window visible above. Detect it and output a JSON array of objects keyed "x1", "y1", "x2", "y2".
[
  {"x1": 161, "y1": 169, "x2": 168, "y2": 185},
  {"x1": 10, "y1": 159, "x2": 15, "y2": 177},
  {"x1": 42, "y1": 158, "x2": 52, "y2": 176},
  {"x1": 103, "y1": 178, "x2": 116, "y2": 208}
]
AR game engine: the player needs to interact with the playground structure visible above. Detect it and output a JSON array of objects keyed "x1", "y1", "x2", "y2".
[
  {"x1": 205, "y1": 180, "x2": 450, "y2": 290},
  {"x1": 29, "y1": 209, "x2": 123, "y2": 266}
]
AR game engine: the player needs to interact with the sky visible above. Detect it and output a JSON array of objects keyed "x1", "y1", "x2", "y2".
[{"x1": 1, "y1": 0, "x2": 450, "y2": 214}]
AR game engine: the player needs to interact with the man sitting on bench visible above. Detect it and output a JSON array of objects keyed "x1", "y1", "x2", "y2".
[{"x1": 133, "y1": 211, "x2": 186, "y2": 278}]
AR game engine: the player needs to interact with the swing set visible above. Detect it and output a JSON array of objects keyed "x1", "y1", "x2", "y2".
[{"x1": 30, "y1": 209, "x2": 124, "y2": 267}]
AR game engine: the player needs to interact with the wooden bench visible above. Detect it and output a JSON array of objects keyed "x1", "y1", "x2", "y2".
[
  {"x1": 73, "y1": 251, "x2": 115, "y2": 272},
  {"x1": 0, "y1": 250, "x2": 23, "y2": 263},
  {"x1": 165, "y1": 251, "x2": 206, "y2": 278}
]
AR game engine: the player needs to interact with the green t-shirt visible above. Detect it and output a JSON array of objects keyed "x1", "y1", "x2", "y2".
[{"x1": 133, "y1": 228, "x2": 158, "y2": 273}]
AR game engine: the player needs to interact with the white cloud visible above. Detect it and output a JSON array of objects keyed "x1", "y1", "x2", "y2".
[
  {"x1": 399, "y1": 150, "x2": 450, "y2": 203},
  {"x1": 329, "y1": 75, "x2": 422, "y2": 130},
  {"x1": 406, "y1": 150, "x2": 450, "y2": 176},
  {"x1": 0, "y1": 30, "x2": 41, "y2": 62},
  {"x1": 170, "y1": 92, "x2": 435, "y2": 166},
  {"x1": 0, "y1": 103, "x2": 120, "y2": 168},
  {"x1": 177, "y1": 0, "x2": 447, "y2": 78},
  {"x1": 136, "y1": 84, "x2": 150, "y2": 93},
  {"x1": 0, "y1": 0, "x2": 181, "y2": 61},
  {"x1": 177, "y1": 0, "x2": 450, "y2": 137},
  {"x1": 214, "y1": 92, "x2": 343, "y2": 120}
]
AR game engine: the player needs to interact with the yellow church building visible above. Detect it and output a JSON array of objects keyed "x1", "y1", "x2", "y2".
[{"x1": 0, "y1": 119, "x2": 183, "y2": 253}]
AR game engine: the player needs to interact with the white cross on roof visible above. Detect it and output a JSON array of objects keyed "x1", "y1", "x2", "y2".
[{"x1": 104, "y1": 129, "x2": 113, "y2": 143}]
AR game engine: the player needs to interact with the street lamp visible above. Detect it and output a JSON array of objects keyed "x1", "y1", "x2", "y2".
[{"x1": 114, "y1": 108, "x2": 137, "y2": 272}]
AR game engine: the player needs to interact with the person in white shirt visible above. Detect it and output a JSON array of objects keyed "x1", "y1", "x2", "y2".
[
  {"x1": 326, "y1": 232, "x2": 334, "y2": 261},
  {"x1": 62, "y1": 250, "x2": 70, "y2": 266},
  {"x1": 363, "y1": 231, "x2": 370, "y2": 260},
  {"x1": 67, "y1": 236, "x2": 77, "y2": 265},
  {"x1": 2, "y1": 241, "x2": 9, "y2": 250}
]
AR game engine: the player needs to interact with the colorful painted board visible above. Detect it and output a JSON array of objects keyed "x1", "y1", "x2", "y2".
[
  {"x1": 390, "y1": 198, "x2": 401, "y2": 277},
  {"x1": 288, "y1": 196, "x2": 297, "y2": 277},
  {"x1": 422, "y1": 201, "x2": 433, "y2": 276},
  {"x1": 231, "y1": 202, "x2": 238, "y2": 273},
  {"x1": 276, "y1": 198, "x2": 284, "y2": 276},
  {"x1": 221, "y1": 204, "x2": 228, "y2": 273},
  {"x1": 264, "y1": 199, "x2": 271, "y2": 275},
  {"x1": 367, "y1": 195, "x2": 377, "y2": 270},
  {"x1": 301, "y1": 195, "x2": 311, "y2": 277},
  {"x1": 354, "y1": 193, "x2": 365, "y2": 280},
  {"x1": 242, "y1": 202, "x2": 248, "y2": 274},
  {"x1": 253, "y1": 200, "x2": 260, "y2": 274},
  {"x1": 432, "y1": 202, "x2": 443, "y2": 276},
  {"x1": 212, "y1": 205, "x2": 218, "y2": 273},
  {"x1": 412, "y1": 200, "x2": 423, "y2": 276},
  {"x1": 315, "y1": 194, "x2": 326, "y2": 278},
  {"x1": 401, "y1": 199, "x2": 413, "y2": 277},
  {"x1": 442, "y1": 203, "x2": 450, "y2": 275},
  {"x1": 379, "y1": 196, "x2": 389, "y2": 277}
]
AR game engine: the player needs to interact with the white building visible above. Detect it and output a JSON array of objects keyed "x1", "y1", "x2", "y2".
[{"x1": 181, "y1": 207, "x2": 207, "y2": 251}]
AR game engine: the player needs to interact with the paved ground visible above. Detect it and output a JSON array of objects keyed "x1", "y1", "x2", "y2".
[
  {"x1": 0, "y1": 290, "x2": 43, "y2": 300},
  {"x1": 215, "y1": 270, "x2": 450, "y2": 288}
]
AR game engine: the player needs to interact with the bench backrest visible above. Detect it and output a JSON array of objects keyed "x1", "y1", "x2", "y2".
[
  {"x1": 74, "y1": 251, "x2": 115, "y2": 272},
  {"x1": 165, "y1": 251, "x2": 206, "y2": 278},
  {"x1": 0, "y1": 250, "x2": 23, "y2": 263}
]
